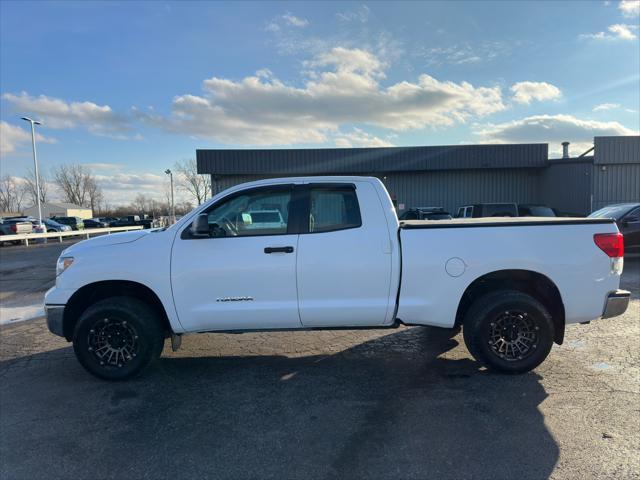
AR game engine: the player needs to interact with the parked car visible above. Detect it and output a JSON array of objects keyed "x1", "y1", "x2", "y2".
[
  {"x1": 456, "y1": 203, "x2": 518, "y2": 218},
  {"x1": 52, "y1": 216, "x2": 85, "y2": 230},
  {"x1": 0, "y1": 218, "x2": 32, "y2": 244},
  {"x1": 46, "y1": 176, "x2": 630, "y2": 380},
  {"x1": 518, "y1": 205, "x2": 557, "y2": 217},
  {"x1": 3, "y1": 216, "x2": 40, "y2": 232},
  {"x1": 84, "y1": 219, "x2": 109, "y2": 229},
  {"x1": 95, "y1": 216, "x2": 118, "y2": 226},
  {"x1": 112, "y1": 215, "x2": 153, "y2": 229},
  {"x1": 43, "y1": 218, "x2": 73, "y2": 232},
  {"x1": 6, "y1": 216, "x2": 72, "y2": 233},
  {"x1": 589, "y1": 203, "x2": 640, "y2": 255},
  {"x1": 399, "y1": 207, "x2": 452, "y2": 220}
]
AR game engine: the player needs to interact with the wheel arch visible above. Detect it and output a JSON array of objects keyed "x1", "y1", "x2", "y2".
[
  {"x1": 455, "y1": 269, "x2": 566, "y2": 344},
  {"x1": 62, "y1": 280, "x2": 173, "y2": 341}
]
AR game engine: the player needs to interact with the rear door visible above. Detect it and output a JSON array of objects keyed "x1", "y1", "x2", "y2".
[{"x1": 296, "y1": 182, "x2": 394, "y2": 327}]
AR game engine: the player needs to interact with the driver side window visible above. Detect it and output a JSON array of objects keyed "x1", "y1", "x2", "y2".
[{"x1": 204, "y1": 187, "x2": 292, "y2": 237}]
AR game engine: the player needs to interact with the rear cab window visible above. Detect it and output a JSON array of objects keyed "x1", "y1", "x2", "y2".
[{"x1": 308, "y1": 185, "x2": 362, "y2": 233}]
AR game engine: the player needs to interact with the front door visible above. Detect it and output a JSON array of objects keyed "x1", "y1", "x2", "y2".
[{"x1": 171, "y1": 184, "x2": 302, "y2": 332}]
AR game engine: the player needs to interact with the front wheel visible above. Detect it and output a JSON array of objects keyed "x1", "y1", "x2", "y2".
[
  {"x1": 73, "y1": 297, "x2": 165, "y2": 380},
  {"x1": 463, "y1": 290, "x2": 554, "y2": 374}
]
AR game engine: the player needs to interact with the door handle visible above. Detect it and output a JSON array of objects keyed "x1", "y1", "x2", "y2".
[{"x1": 264, "y1": 246, "x2": 294, "y2": 254}]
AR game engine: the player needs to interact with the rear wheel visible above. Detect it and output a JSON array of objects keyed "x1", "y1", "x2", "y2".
[
  {"x1": 463, "y1": 290, "x2": 554, "y2": 374},
  {"x1": 73, "y1": 297, "x2": 165, "y2": 380}
]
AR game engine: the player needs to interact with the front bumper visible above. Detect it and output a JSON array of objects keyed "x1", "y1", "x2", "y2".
[
  {"x1": 602, "y1": 290, "x2": 631, "y2": 319},
  {"x1": 45, "y1": 305, "x2": 66, "y2": 337}
]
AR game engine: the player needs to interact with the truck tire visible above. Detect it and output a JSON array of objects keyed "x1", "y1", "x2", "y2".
[
  {"x1": 463, "y1": 290, "x2": 554, "y2": 374},
  {"x1": 72, "y1": 297, "x2": 165, "y2": 380}
]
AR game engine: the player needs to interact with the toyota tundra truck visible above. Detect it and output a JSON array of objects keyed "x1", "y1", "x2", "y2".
[{"x1": 44, "y1": 176, "x2": 631, "y2": 380}]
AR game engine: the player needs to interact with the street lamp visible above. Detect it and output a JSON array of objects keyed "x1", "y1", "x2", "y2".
[
  {"x1": 165, "y1": 169, "x2": 175, "y2": 224},
  {"x1": 21, "y1": 117, "x2": 43, "y2": 227}
]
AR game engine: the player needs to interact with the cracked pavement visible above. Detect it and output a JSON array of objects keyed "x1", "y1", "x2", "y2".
[{"x1": 0, "y1": 242, "x2": 638, "y2": 479}]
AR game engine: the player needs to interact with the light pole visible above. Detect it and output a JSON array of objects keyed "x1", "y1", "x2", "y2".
[
  {"x1": 165, "y1": 169, "x2": 175, "y2": 224},
  {"x1": 21, "y1": 117, "x2": 43, "y2": 227}
]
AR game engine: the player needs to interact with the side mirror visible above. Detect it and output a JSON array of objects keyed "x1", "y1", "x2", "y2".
[{"x1": 190, "y1": 214, "x2": 210, "y2": 237}]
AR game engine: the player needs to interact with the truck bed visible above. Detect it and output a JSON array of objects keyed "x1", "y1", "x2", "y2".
[{"x1": 400, "y1": 217, "x2": 615, "y2": 229}]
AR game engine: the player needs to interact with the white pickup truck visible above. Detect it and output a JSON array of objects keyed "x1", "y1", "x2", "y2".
[{"x1": 45, "y1": 176, "x2": 630, "y2": 380}]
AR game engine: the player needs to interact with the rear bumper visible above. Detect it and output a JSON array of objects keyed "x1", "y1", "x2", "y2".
[
  {"x1": 45, "y1": 305, "x2": 66, "y2": 337},
  {"x1": 602, "y1": 290, "x2": 631, "y2": 319}
]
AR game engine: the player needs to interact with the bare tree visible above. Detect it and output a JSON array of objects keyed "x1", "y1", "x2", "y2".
[
  {"x1": 131, "y1": 194, "x2": 151, "y2": 215},
  {"x1": 85, "y1": 176, "x2": 104, "y2": 214},
  {"x1": 24, "y1": 167, "x2": 49, "y2": 205},
  {"x1": 174, "y1": 159, "x2": 211, "y2": 205},
  {"x1": 0, "y1": 175, "x2": 28, "y2": 213},
  {"x1": 54, "y1": 164, "x2": 88, "y2": 206},
  {"x1": 53, "y1": 164, "x2": 103, "y2": 213}
]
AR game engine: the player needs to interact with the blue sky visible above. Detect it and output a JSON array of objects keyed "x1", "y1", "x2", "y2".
[{"x1": 1, "y1": 0, "x2": 639, "y2": 204}]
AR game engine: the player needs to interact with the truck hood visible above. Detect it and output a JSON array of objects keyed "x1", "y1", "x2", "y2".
[{"x1": 62, "y1": 229, "x2": 150, "y2": 255}]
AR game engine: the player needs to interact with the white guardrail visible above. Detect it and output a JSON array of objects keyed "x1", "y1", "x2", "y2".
[{"x1": 0, "y1": 226, "x2": 144, "y2": 246}]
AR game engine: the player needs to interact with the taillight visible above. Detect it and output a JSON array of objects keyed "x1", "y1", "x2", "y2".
[
  {"x1": 10, "y1": 224, "x2": 17, "y2": 233},
  {"x1": 594, "y1": 232, "x2": 624, "y2": 258}
]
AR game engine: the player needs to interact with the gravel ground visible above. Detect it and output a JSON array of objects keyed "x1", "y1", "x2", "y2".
[{"x1": 0, "y1": 242, "x2": 638, "y2": 480}]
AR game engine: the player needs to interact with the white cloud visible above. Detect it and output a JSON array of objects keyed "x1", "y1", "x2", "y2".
[
  {"x1": 93, "y1": 171, "x2": 177, "y2": 206},
  {"x1": 417, "y1": 41, "x2": 514, "y2": 67},
  {"x1": 83, "y1": 162, "x2": 125, "y2": 172},
  {"x1": 619, "y1": 0, "x2": 640, "y2": 17},
  {"x1": 474, "y1": 114, "x2": 637, "y2": 156},
  {"x1": 0, "y1": 121, "x2": 57, "y2": 157},
  {"x1": 593, "y1": 102, "x2": 621, "y2": 111},
  {"x1": 581, "y1": 23, "x2": 638, "y2": 40},
  {"x1": 138, "y1": 47, "x2": 505, "y2": 145},
  {"x1": 334, "y1": 128, "x2": 394, "y2": 148},
  {"x1": 511, "y1": 81, "x2": 562, "y2": 104},
  {"x1": 2, "y1": 92, "x2": 132, "y2": 136},
  {"x1": 608, "y1": 23, "x2": 638, "y2": 39},
  {"x1": 266, "y1": 12, "x2": 309, "y2": 32},
  {"x1": 282, "y1": 13, "x2": 308, "y2": 27}
]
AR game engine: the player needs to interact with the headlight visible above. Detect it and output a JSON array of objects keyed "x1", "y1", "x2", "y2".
[{"x1": 56, "y1": 256, "x2": 74, "y2": 276}]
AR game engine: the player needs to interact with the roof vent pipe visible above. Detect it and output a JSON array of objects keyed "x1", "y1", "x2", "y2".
[{"x1": 562, "y1": 141, "x2": 570, "y2": 159}]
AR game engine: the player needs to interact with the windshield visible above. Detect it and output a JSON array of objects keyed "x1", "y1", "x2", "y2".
[{"x1": 588, "y1": 205, "x2": 635, "y2": 220}]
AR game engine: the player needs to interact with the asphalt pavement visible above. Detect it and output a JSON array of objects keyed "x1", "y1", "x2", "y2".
[{"x1": 0, "y1": 242, "x2": 638, "y2": 480}]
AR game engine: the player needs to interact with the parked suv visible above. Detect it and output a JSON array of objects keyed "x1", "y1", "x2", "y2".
[
  {"x1": 44, "y1": 218, "x2": 72, "y2": 232},
  {"x1": 112, "y1": 215, "x2": 153, "y2": 229},
  {"x1": 589, "y1": 203, "x2": 640, "y2": 255},
  {"x1": 399, "y1": 207, "x2": 452, "y2": 220},
  {"x1": 52, "y1": 216, "x2": 85, "y2": 230}
]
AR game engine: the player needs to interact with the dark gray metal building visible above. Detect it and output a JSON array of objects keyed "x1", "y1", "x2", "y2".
[{"x1": 197, "y1": 136, "x2": 639, "y2": 215}]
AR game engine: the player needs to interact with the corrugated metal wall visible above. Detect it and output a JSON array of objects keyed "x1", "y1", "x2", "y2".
[
  {"x1": 594, "y1": 136, "x2": 640, "y2": 165},
  {"x1": 379, "y1": 169, "x2": 540, "y2": 214},
  {"x1": 204, "y1": 137, "x2": 639, "y2": 216},
  {"x1": 198, "y1": 144, "x2": 548, "y2": 175},
  {"x1": 211, "y1": 170, "x2": 541, "y2": 215},
  {"x1": 539, "y1": 161, "x2": 592, "y2": 215},
  {"x1": 592, "y1": 136, "x2": 640, "y2": 211},
  {"x1": 592, "y1": 164, "x2": 640, "y2": 211}
]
